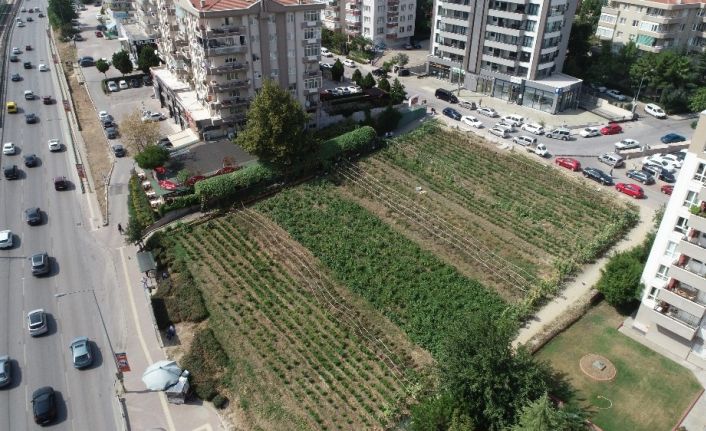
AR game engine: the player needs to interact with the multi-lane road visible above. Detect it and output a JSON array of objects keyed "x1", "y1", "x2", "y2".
[{"x1": 0, "y1": 5, "x2": 120, "y2": 430}]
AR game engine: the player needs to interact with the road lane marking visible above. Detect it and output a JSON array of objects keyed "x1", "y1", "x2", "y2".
[{"x1": 119, "y1": 246, "x2": 176, "y2": 431}]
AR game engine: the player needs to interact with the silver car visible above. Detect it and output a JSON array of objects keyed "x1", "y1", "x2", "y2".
[
  {"x1": 0, "y1": 356, "x2": 10, "y2": 387},
  {"x1": 70, "y1": 337, "x2": 93, "y2": 369},
  {"x1": 27, "y1": 309, "x2": 48, "y2": 336}
]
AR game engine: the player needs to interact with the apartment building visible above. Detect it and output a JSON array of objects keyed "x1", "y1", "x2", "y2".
[
  {"x1": 633, "y1": 111, "x2": 706, "y2": 369},
  {"x1": 426, "y1": 0, "x2": 582, "y2": 114},
  {"x1": 322, "y1": 0, "x2": 416, "y2": 47},
  {"x1": 595, "y1": 0, "x2": 706, "y2": 54},
  {"x1": 143, "y1": 0, "x2": 323, "y2": 139}
]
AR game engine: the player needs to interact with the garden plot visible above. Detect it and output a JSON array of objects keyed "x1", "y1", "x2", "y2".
[{"x1": 165, "y1": 211, "x2": 429, "y2": 431}]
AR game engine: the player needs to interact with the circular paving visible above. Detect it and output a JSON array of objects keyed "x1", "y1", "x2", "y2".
[{"x1": 579, "y1": 353, "x2": 617, "y2": 381}]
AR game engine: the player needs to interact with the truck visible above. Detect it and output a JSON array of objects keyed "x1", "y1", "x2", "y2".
[{"x1": 525, "y1": 142, "x2": 548, "y2": 157}]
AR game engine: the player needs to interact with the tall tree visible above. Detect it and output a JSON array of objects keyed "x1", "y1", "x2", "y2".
[
  {"x1": 689, "y1": 87, "x2": 706, "y2": 112},
  {"x1": 414, "y1": 0, "x2": 433, "y2": 39},
  {"x1": 119, "y1": 109, "x2": 162, "y2": 152},
  {"x1": 361, "y1": 72, "x2": 376, "y2": 89},
  {"x1": 112, "y1": 50, "x2": 133, "y2": 76},
  {"x1": 331, "y1": 59, "x2": 344, "y2": 82},
  {"x1": 390, "y1": 78, "x2": 406, "y2": 104},
  {"x1": 137, "y1": 46, "x2": 161, "y2": 74},
  {"x1": 351, "y1": 68, "x2": 363, "y2": 86},
  {"x1": 48, "y1": 0, "x2": 77, "y2": 27},
  {"x1": 513, "y1": 394, "x2": 588, "y2": 431},
  {"x1": 96, "y1": 59, "x2": 110, "y2": 77},
  {"x1": 134, "y1": 145, "x2": 170, "y2": 169},
  {"x1": 377, "y1": 77, "x2": 391, "y2": 92},
  {"x1": 236, "y1": 80, "x2": 312, "y2": 167},
  {"x1": 393, "y1": 53, "x2": 410, "y2": 68}
]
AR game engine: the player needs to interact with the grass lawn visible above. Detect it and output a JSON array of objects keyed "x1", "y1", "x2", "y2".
[{"x1": 536, "y1": 302, "x2": 701, "y2": 431}]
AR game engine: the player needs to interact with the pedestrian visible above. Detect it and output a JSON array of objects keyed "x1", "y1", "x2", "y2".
[
  {"x1": 609, "y1": 167, "x2": 614, "y2": 176},
  {"x1": 479, "y1": 98, "x2": 483, "y2": 107},
  {"x1": 117, "y1": 223, "x2": 123, "y2": 234},
  {"x1": 166, "y1": 324, "x2": 175, "y2": 340}
]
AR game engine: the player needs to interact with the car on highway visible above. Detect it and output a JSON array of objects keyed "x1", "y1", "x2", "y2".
[
  {"x1": 24, "y1": 154, "x2": 38, "y2": 167},
  {"x1": 645, "y1": 103, "x2": 667, "y2": 119},
  {"x1": 477, "y1": 107, "x2": 498, "y2": 117},
  {"x1": 24, "y1": 90, "x2": 35, "y2": 100},
  {"x1": 31, "y1": 252, "x2": 50, "y2": 275},
  {"x1": 112, "y1": 144, "x2": 126, "y2": 157},
  {"x1": 616, "y1": 183, "x2": 644, "y2": 199},
  {"x1": 343, "y1": 59, "x2": 356, "y2": 67},
  {"x1": 600, "y1": 124, "x2": 622, "y2": 135},
  {"x1": 42, "y1": 95, "x2": 53, "y2": 105},
  {"x1": 54, "y1": 176, "x2": 69, "y2": 190},
  {"x1": 26, "y1": 16, "x2": 33, "y2": 22},
  {"x1": 0, "y1": 356, "x2": 10, "y2": 388},
  {"x1": 32, "y1": 386, "x2": 57, "y2": 425},
  {"x1": 38, "y1": 12, "x2": 44, "y2": 17},
  {"x1": 48, "y1": 139, "x2": 62, "y2": 152},
  {"x1": 606, "y1": 89, "x2": 628, "y2": 101},
  {"x1": 105, "y1": 126, "x2": 118, "y2": 139},
  {"x1": 555, "y1": 157, "x2": 581, "y2": 171},
  {"x1": 521, "y1": 123, "x2": 544, "y2": 135},
  {"x1": 107, "y1": 81, "x2": 119, "y2": 92},
  {"x1": 642, "y1": 164, "x2": 676, "y2": 182},
  {"x1": 442, "y1": 107, "x2": 461, "y2": 121},
  {"x1": 582, "y1": 167, "x2": 613, "y2": 185},
  {"x1": 11, "y1": 73, "x2": 21, "y2": 81},
  {"x1": 25, "y1": 113, "x2": 38, "y2": 124},
  {"x1": 70, "y1": 337, "x2": 94, "y2": 368},
  {"x1": 545, "y1": 127, "x2": 571, "y2": 140},
  {"x1": 661, "y1": 133, "x2": 686, "y2": 144},
  {"x1": 489, "y1": 126, "x2": 509, "y2": 138},
  {"x1": 3, "y1": 142, "x2": 17, "y2": 155},
  {"x1": 3, "y1": 165, "x2": 19, "y2": 180},
  {"x1": 38, "y1": 64, "x2": 49, "y2": 72},
  {"x1": 460, "y1": 115, "x2": 482, "y2": 128},
  {"x1": 17, "y1": 21, "x2": 25, "y2": 27},
  {"x1": 27, "y1": 309, "x2": 48, "y2": 335},
  {"x1": 6, "y1": 101, "x2": 17, "y2": 113},
  {"x1": 25, "y1": 207, "x2": 42, "y2": 225},
  {"x1": 614, "y1": 138, "x2": 640, "y2": 150},
  {"x1": 10, "y1": 55, "x2": 19, "y2": 62},
  {"x1": 0, "y1": 230, "x2": 13, "y2": 249},
  {"x1": 12, "y1": 47, "x2": 20, "y2": 54},
  {"x1": 626, "y1": 169, "x2": 655, "y2": 185},
  {"x1": 23, "y1": 61, "x2": 32, "y2": 69},
  {"x1": 579, "y1": 127, "x2": 601, "y2": 138},
  {"x1": 661, "y1": 184, "x2": 674, "y2": 195}
]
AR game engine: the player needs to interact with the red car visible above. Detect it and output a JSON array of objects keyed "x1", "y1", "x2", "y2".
[
  {"x1": 95, "y1": 31, "x2": 103, "y2": 37},
  {"x1": 555, "y1": 157, "x2": 581, "y2": 171},
  {"x1": 600, "y1": 124, "x2": 622, "y2": 135},
  {"x1": 661, "y1": 184, "x2": 674, "y2": 195},
  {"x1": 616, "y1": 182, "x2": 644, "y2": 199}
]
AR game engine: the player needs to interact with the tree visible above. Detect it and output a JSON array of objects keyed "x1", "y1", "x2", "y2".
[
  {"x1": 410, "y1": 393, "x2": 457, "y2": 431},
  {"x1": 562, "y1": 22, "x2": 592, "y2": 79},
  {"x1": 134, "y1": 144, "x2": 170, "y2": 169},
  {"x1": 689, "y1": 87, "x2": 706, "y2": 112},
  {"x1": 137, "y1": 46, "x2": 161, "y2": 74},
  {"x1": 382, "y1": 61, "x2": 393, "y2": 73},
  {"x1": 414, "y1": 0, "x2": 433, "y2": 39},
  {"x1": 352, "y1": 69, "x2": 363, "y2": 86},
  {"x1": 48, "y1": 0, "x2": 77, "y2": 28},
  {"x1": 375, "y1": 106, "x2": 401, "y2": 133},
  {"x1": 96, "y1": 59, "x2": 110, "y2": 77},
  {"x1": 377, "y1": 77, "x2": 391, "y2": 92},
  {"x1": 112, "y1": 50, "x2": 133, "y2": 76},
  {"x1": 390, "y1": 78, "x2": 406, "y2": 104},
  {"x1": 512, "y1": 394, "x2": 588, "y2": 431},
  {"x1": 595, "y1": 248, "x2": 643, "y2": 308},
  {"x1": 235, "y1": 79, "x2": 312, "y2": 167},
  {"x1": 393, "y1": 53, "x2": 410, "y2": 68},
  {"x1": 361, "y1": 72, "x2": 376, "y2": 90},
  {"x1": 119, "y1": 109, "x2": 162, "y2": 153},
  {"x1": 331, "y1": 59, "x2": 344, "y2": 82}
]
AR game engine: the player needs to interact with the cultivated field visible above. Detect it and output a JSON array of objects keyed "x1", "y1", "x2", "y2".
[
  {"x1": 334, "y1": 123, "x2": 638, "y2": 302},
  {"x1": 162, "y1": 211, "x2": 432, "y2": 431}
]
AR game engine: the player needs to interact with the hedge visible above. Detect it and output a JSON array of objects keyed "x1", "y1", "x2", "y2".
[
  {"x1": 158, "y1": 193, "x2": 201, "y2": 216},
  {"x1": 127, "y1": 175, "x2": 157, "y2": 241},
  {"x1": 194, "y1": 163, "x2": 280, "y2": 204},
  {"x1": 180, "y1": 327, "x2": 229, "y2": 401}
]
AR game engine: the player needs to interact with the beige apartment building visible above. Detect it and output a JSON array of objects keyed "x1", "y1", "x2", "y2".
[
  {"x1": 135, "y1": 0, "x2": 324, "y2": 139},
  {"x1": 596, "y1": 0, "x2": 706, "y2": 53},
  {"x1": 322, "y1": 0, "x2": 416, "y2": 47},
  {"x1": 632, "y1": 110, "x2": 706, "y2": 369}
]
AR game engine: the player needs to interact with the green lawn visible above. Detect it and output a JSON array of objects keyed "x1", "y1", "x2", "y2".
[{"x1": 536, "y1": 302, "x2": 701, "y2": 431}]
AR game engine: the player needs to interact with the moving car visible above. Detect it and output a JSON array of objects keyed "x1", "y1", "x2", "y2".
[
  {"x1": 24, "y1": 154, "x2": 38, "y2": 167},
  {"x1": 25, "y1": 207, "x2": 42, "y2": 225},
  {"x1": 23, "y1": 61, "x2": 32, "y2": 69},
  {"x1": 343, "y1": 59, "x2": 356, "y2": 67},
  {"x1": 579, "y1": 127, "x2": 600, "y2": 138},
  {"x1": 660, "y1": 133, "x2": 686, "y2": 144},
  {"x1": 521, "y1": 123, "x2": 544, "y2": 135},
  {"x1": 0, "y1": 230, "x2": 13, "y2": 249},
  {"x1": 489, "y1": 126, "x2": 509, "y2": 138},
  {"x1": 3, "y1": 142, "x2": 16, "y2": 155},
  {"x1": 626, "y1": 169, "x2": 655, "y2": 185},
  {"x1": 645, "y1": 103, "x2": 666, "y2": 119},
  {"x1": 32, "y1": 386, "x2": 57, "y2": 425},
  {"x1": 3, "y1": 165, "x2": 19, "y2": 180},
  {"x1": 614, "y1": 139, "x2": 640, "y2": 150},
  {"x1": 600, "y1": 124, "x2": 622, "y2": 135},
  {"x1": 25, "y1": 113, "x2": 37, "y2": 124},
  {"x1": 11, "y1": 73, "x2": 21, "y2": 81},
  {"x1": 460, "y1": 115, "x2": 482, "y2": 128},
  {"x1": 661, "y1": 184, "x2": 674, "y2": 195},
  {"x1": 435, "y1": 88, "x2": 458, "y2": 103},
  {"x1": 42, "y1": 96, "x2": 53, "y2": 105},
  {"x1": 477, "y1": 107, "x2": 498, "y2": 117},
  {"x1": 24, "y1": 90, "x2": 34, "y2": 100},
  {"x1": 0, "y1": 356, "x2": 10, "y2": 388},
  {"x1": 545, "y1": 127, "x2": 571, "y2": 140},
  {"x1": 31, "y1": 252, "x2": 50, "y2": 275},
  {"x1": 555, "y1": 157, "x2": 581, "y2": 171},
  {"x1": 442, "y1": 107, "x2": 461, "y2": 121},
  {"x1": 582, "y1": 167, "x2": 613, "y2": 185},
  {"x1": 606, "y1": 89, "x2": 627, "y2": 101},
  {"x1": 48, "y1": 139, "x2": 62, "y2": 152},
  {"x1": 38, "y1": 64, "x2": 48, "y2": 72},
  {"x1": 54, "y1": 176, "x2": 69, "y2": 190},
  {"x1": 9, "y1": 55, "x2": 18, "y2": 62},
  {"x1": 615, "y1": 183, "x2": 644, "y2": 199},
  {"x1": 70, "y1": 337, "x2": 93, "y2": 368},
  {"x1": 27, "y1": 309, "x2": 48, "y2": 335},
  {"x1": 6, "y1": 101, "x2": 17, "y2": 113},
  {"x1": 12, "y1": 47, "x2": 20, "y2": 54}
]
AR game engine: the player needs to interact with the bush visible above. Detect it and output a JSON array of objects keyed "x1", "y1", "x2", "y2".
[
  {"x1": 212, "y1": 394, "x2": 228, "y2": 409},
  {"x1": 596, "y1": 233, "x2": 654, "y2": 309},
  {"x1": 180, "y1": 327, "x2": 229, "y2": 401},
  {"x1": 195, "y1": 163, "x2": 280, "y2": 204},
  {"x1": 158, "y1": 194, "x2": 201, "y2": 216},
  {"x1": 126, "y1": 175, "x2": 157, "y2": 241}
]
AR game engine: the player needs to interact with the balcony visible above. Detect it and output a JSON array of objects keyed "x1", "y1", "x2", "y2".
[
  {"x1": 304, "y1": 69, "x2": 321, "y2": 79},
  {"x1": 208, "y1": 79, "x2": 251, "y2": 93},
  {"x1": 661, "y1": 278, "x2": 706, "y2": 317},
  {"x1": 488, "y1": 8, "x2": 525, "y2": 21},
  {"x1": 205, "y1": 62, "x2": 247, "y2": 75},
  {"x1": 644, "y1": 13, "x2": 683, "y2": 24},
  {"x1": 210, "y1": 96, "x2": 249, "y2": 109},
  {"x1": 651, "y1": 302, "x2": 698, "y2": 340},
  {"x1": 689, "y1": 210, "x2": 706, "y2": 234},
  {"x1": 303, "y1": 37, "x2": 321, "y2": 46},
  {"x1": 485, "y1": 23, "x2": 523, "y2": 37},
  {"x1": 201, "y1": 25, "x2": 245, "y2": 38},
  {"x1": 301, "y1": 20, "x2": 321, "y2": 29},
  {"x1": 678, "y1": 232, "x2": 706, "y2": 266},
  {"x1": 387, "y1": 22, "x2": 398, "y2": 28},
  {"x1": 303, "y1": 55, "x2": 320, "y2": 63},
  {"x1": 205, "y1": 45, "x2": 248, "y2": 56}
]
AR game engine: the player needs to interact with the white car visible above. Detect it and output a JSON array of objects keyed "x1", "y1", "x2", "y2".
[
  {"x1": 346, "y1": 86, "x2": 362, "y2": 94},
  {"x1": 142, "y1": 112, "x2": 166, "y2": 122},
  {"x1": 460, "y1": 115, "x2": 482, "y2": 128},
  {"x1": 495, "y1": 122, "x2": 515, "y2": 134},
  {"x1": 644, "y1": 103, "x2": 667, "y2": 119},
  {"x1": 0, "y1": 230, "x2": 13, "y2": 249},
  {"x1": 320, "y1": 47, "x2": 333, "y2": 57},
  {"x1": 606, "y1": 89, "x2": 627, "y2": 101},
  {"x1": 17, "y1": 21, "x2": 25, "y2": 27},
  {"x1": 521, "y1": 123, "x2": 544, "y2": 135},
  {"x1": 27, "y1": 309, "x2": 48, "y2": 336},
  {"x1": 579, "y1": 127, "x2": 600, "y2": 138},
  {"x1": 12, "y1": 47, "x2": 20, "y2": 54},
  {"x1": 477, "y1": 107, "x2": 498, "y2": 118},
  {"x1": 614, "y1": 139, "x2": 641, "y2": 150},
  {"x1": 489, "y1": 126, "x2": 508, "y2": 138},
  {"x1": 48, "y1": 139, "x2": 62, "y2": 152},
  {"x1": 343, "y1": 59, "x2": 356, "y2": 67},
  {"x1": 643, "y1": 154, "x2": 677, "y2": 173},
  {"x1": 38, "y1": 64, "x2": 49, "y2": 72},
  {"x1": 319, "y1": 62, "x2": 332, "y2": 70},
  {"x1": 501, "y1": 115, "x2": 524, "y2": 127},
  {"x1": 661, "y1": 153, "x2": 684, "y2": 169},
  {"x1": 118, "y1": 80, "x2": 128, "y2": 90},
  {"x1": 107, "y1": 81, "x2": 119, "y2": 92},
  {"x1": 98, "y1": 111, "x2": 110, "y2": 121},
  {"x1": 96, "y1": 13, "x2": 103, "y2": 20},
  {"x1": 2, "y1": 142, "x2": 16, "y2": 155}
]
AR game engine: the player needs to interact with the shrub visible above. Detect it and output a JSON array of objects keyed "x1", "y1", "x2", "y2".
[
  {"x1": 194, "y1": 163, "x2": 280, "y2": 204},
  {"x1": 126, "y1": 175, "x2": 157, "y2": 241},
  {"x1": 158, "y1": 194, "x2": 201, "y2": 216},
  {"x1": 181, "y1": 327, "x2": 229, "y2": 401},
  {"x1": 212, "y1": 394, "x2": 228, "y2": 409}
]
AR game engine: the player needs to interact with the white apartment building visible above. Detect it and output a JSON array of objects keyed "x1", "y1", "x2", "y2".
[
  {"x1": 633, "y1": 111, "x2": 706, "y2": 369},
  {"x1": 426, "y1": 0, "x2": 582, "y2": 114},
  {"x1": 596, "y1": 0, "x2": 706, "y2": 54},
  {"x1": 139, "y1": 0, "x2": 323, "y2": 139},
  {"x1": 322, "y1": 0, "x2": 416, "y2": 46}
]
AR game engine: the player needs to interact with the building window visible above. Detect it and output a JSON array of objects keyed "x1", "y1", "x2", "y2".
[
  {"x1": 377, "y1": 5, "x2": 384, "y2": 12},
  {"x1": 288, "y1": 48, "x2": 295, "y2": 57},
  {"x1": 288, "y1": 65, "x2": 296, "y2": 75},
  {"x1": 304, "y1": 44, "x2": 320, "y2": 57},
  {"x1": 695, "y1": 163, "x2": 706, "y2": 183},
  {"x1": 632, "y1": 19, "x2": 639, "y2": 27},
  {"x1": 287, "y1": 32, "x2": 294, "y2": 40},
  {"x1": 364, "y1": 5, "x2": 370, "y2": 11},
  {"x1": 304, "y1": 10, "x2": 319, "y2": 22},
  {"x1": 408, "y1": 14, "x2": 413, "y2": 20},
  {"x1": 616, "y1": 31, "x2": 623, "y2": 37},
  {"x1": 665, "y1": 240, "x2": 678, "y2": 258},
  {"x1": 656, "y1": 264, "x2": 670, "y2": 281},
  {"x1": 363, "y1": 27, "x2": 370, "y2": 35},
  {"x1": 226, "y1": 72, "x2": 239, "y2": 80},
  {"x1": 684, "y1": 190, "x2": 699, "y2": 208},
  {"x1": 407, "y1": 25, "x2": 412, "y2": 31},
  {"x1": 305, "y1": 78, "x2": 320, "y2": 89},
  {"x1": 675, "y1": 217, "x2": 689, "y2": 234},
  {"x1": 377, "y1": 27, "x2": 384, "y2": 34},
  {"x1": 401, "y1": 4, "x2": 405, "y2": 10},
  {"x1": 646, "y1": 286, "x2": 658, "y2": 300},
  {"x1": 364, "y1": 16, "x2": 370, "y2": 23},
  {"x1": 400, "y1": 16, "x2": 405, "y2": 22},
  {"x1": 619, "y1": 17, "x2": 626, "y2": 24},
  {"x1": 527, "y1": 3, "x2": 538, "y2": 15},
  {"x1": 599, "y1": 14, "x2": 616, "y2": 24},
  {"x1": 288, "y1": 13, "x2": 294, "y2": 22},
  {"x1": 304, "y1": 27, "x2": 317, "y2": 39},
  {"x1": 271, "y1": 68, "x2": 279, "y2": 78}
]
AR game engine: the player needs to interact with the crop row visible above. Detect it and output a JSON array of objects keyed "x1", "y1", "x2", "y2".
[{"x1": 255, "y1": 181, "x2": 506, "y2": 356}]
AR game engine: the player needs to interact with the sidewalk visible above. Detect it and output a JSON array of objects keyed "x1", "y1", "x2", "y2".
[{"x1": 514, "y1": 204, "x2": 655, "y2": 347}]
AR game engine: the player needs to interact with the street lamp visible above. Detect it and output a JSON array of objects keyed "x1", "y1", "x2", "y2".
[{"x1": 632, "y1": 69, "x2": 654, "y2": 113}]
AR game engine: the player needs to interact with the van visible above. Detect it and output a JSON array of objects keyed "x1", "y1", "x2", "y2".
[
  {"x1": 512, "y1": 135, "x2": 537, "y2": 147},
  {"x1": 502, "y1": 114, "x2": 524, "y2": 127},
  {"x1": 598, "y1": 152, "x2": 624, "y2": 168},
  {"x1": 435, "y1": 88, "x2": 458, "y2": 103},
  {"x1": 545, "y1": 127, "x2": 571, "y2": 141},
  {"x1": 644, "y1": 103, "x2": 666, "y2": 119}
]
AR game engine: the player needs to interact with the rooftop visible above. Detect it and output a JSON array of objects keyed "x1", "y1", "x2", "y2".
[
  {"x1": 152, "y1": 68, "x2": 211, "y2": 122},
  {"x1": 187, "y1": 0, "x2": 323, "y2": 12},
  {"x1": 528, "y1": 72, "x2": 583, "y2": 90}
]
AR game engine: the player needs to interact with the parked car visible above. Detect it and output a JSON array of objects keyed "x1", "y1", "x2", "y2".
[
  {"x1": 9, "y1": 55, "x2": 19, "y2": 62},
  {"x1": 458, "y1": 100, "x2": 476, "y2": 110},
  {"x1": 660, "y1": 133, "x2": 686, "y2": 144},
  {"x1": 614, "y1": 138, "x2": 640, "y2": 150},
  {"x1": 661, "y1": 184, "x2": 674, "y2": 195},
  {"x1": 70, "y1": 337, "x2": 93, "y2": 369},
  {"x1": 644, "y1": 103, "x2": 666, "y2": 119},
  {"x1": 12, "y1": 47, "x2": 20, "y2": 54},
  {"x1": 661, "y1": 153, "x2": 684, "y2": 169},
  {"x1": 320, "y1": 47, "x2": 333, "y2": 57},
  {"x1": 521, "y1": 123, "x2": 544, "y2": 135},
  {"x1": 107, "y1": 81, "x2": 118, "y2": 92},
  {"x1": 616, "y1": 183, "x2": 644, "y2": 199},
  {"x1": 477, "y1": 107, "x2": 498, "y2": 118},
  {"x1": 118, "y1": 80, "x2": 128, "y2": 89},
  {"x1": 319, "y1": 62, "x2": 332, "y2": 71},
  {"x1": 489, "y1": 126, "x2": 509, "y2": 138},
  {"x1": 642, "y1": 164, "x2": 675, "y2": 183},
  {"x1": 0, "y1": 230, "x2": 13, "y2": 249},
  {"x1": 442, "y1": 107, "x2": 461, "y2": 121},
  {"x1": 129, "y1": 78, "x2": 141, "y2": 88},
  {"x1": 512, "y1": 135, "x2": 537, "y2": 147},
  {"x1": 598, "y1": 152, "x2": 624, "y2": 167},
  {"x1": 398, "y1": 69, "x2": 410, "y2": 76},
  {"x1": 105, "y1": 126, "x2": 118, "y2": 139},
  {"x1": 460, "y1": 115, "x2": 482, "y2": 128},
  {"x1": 643, "y1": 154, "x2": 678, "y2": 173},
  {"x1": 101, "y1": 118, "x2": 116, "y2": 129},
  {"x1": 501, "y1": 114, "x2": 524, "y2": 127},
  {"x1": 582, "y1": 167, "x2": 613, "y2": 185},
  {"x1": 142, "y1": 112, "x2": 166, "y2": 122},
  {"x1": 371, "y1": 68, "x2": 387, "y2": 77},
  {"x1": 95, "y1": 30, "x2": 103, "y2": 37},
  {"x1": 78, "y1": 56, "x2": 95, "y2": 67},
  {"x1": 27, "y1": 309, "x2": 48, "y2": 335},
  {"x1": 626, "y1": 169, "x2": 655, "y2": 185},
  {"x1": 606, "y1": 89, "x2": 627, "y2": 101},
  {"x1": 494, "y1": 123, "x2": 515, "y2": 134},
  {"x1": 555, "y1": 157, "x2": 581, "y2": 171},
  {"x1": 112, "y1": 144, "x2": 126, "y2": 157},
  {"x1": 600, "y1": 124, "x2": 622, "y2": 135},
  {"x1": 435, "y1": 88, "x2": 458, "y2": 103},
  {"x1": 545, "y1": 127, "x2": 571, "y2": 140},
  {"x1": 32, "y1": 386, "x2": 57, "y2": 425},
  {"x1": 343, "y1": 59, "x2": 356, "y2": 67}
]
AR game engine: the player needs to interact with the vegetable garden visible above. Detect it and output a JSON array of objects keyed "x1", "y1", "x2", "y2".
[{"x1": 162, "y1": 211, "x2": 429, "y2": 430}]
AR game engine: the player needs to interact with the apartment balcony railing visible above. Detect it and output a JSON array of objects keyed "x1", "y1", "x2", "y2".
[
  {"x1": 200, "y1": 25, "x2": 245, "y2": 38},
  {"x1": 205, "y1": 44, "x2": 248, "y2": 56},
  {"x1": 208, "y1": 79, "x2": 251, "y2": 93},
  {"x1": 210, "y1": 96, "x2": 249, "y2": 109},
  {"x1": 303, "y1": 55, "x2": 320, "y2": 63},
  {"x1": 661, "y1": 278, "x2": 706, "y2": 318},
  {"x1": 220, "y1": 112, "x2": 247, "y2": 123},
  {"x1": 387, "y1": 22, "x2": 398, "y2": 28},
  {"x1": 439, "y1": 0, "x2": 470, "y2": 5},
  {"x1": 205, "y1": 62, "x2": 247, "y2": 75},
  {"x1": 386, "y1": 33, "x2": 398, "y2": 39},
  {"x1": 652, "y1": 301, "x2": 699, "y2": 340},
  {"x1": 301, "y1": 20, "x2": 321, "y2": 29},
  {"x1": 302, "y1": 38, "x2": 321, "y2": 46},
  {"x1": 304, "y1": 70, "x2": 321, "y2": 78}
]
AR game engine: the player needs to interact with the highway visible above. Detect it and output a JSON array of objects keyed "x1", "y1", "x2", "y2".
[{"x1": 0, "y1": 5, "x2": 120, "y2": 430}]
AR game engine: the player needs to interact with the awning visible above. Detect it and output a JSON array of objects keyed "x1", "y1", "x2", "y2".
[{"x1": 167, "y1": 129, "x2": 200, "y2": 152}]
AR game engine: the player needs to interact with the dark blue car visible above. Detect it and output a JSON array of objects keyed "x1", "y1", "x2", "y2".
[
  {"x1": 661, "y1": 133, "x2": 686, "y2": 144},
  {"x1": 442, "y1": 107, "x2": 462, "y2": 121}
]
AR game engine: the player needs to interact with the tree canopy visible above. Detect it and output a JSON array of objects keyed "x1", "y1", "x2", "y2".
[
  {"x1": 390, "y1": 78, "x2": 406, "y2": 104},
  {"x1": 134, "y1": 144, "x2": 170, "y2": 169},
  {"x1": 351, "y1": 69, "x2": 363, "y2": 86},
  {"x1": 96, "y1": 59, "x2": 110, "y2": 76},
  {"x1": 331, "y1": 59, "x2": 344, "y2": 82},
  {"x1": 137, "y1": 46, "x2": 161, "y2": 74},
  {"x1": 119, "y1": 109, "x2": 162, "y2": 153},
  {"x1": 112, "y1": 50, "x2": 133, "y2": 75},
  {"x1": 48, "y1": 0, "x2": 77, "y2": 28},
  {"x1": 361, "y1": 72, "x2": 376, "y2": 90},
  {"x1": 235, "y1": 79, "x2": 313, "y2": 167},
  {"x1": 512, "y1": 393, "x2": 588, "y2": 431},
  {"x1": 377, "y1": 77, "x2": 391, "y2": 92}
]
